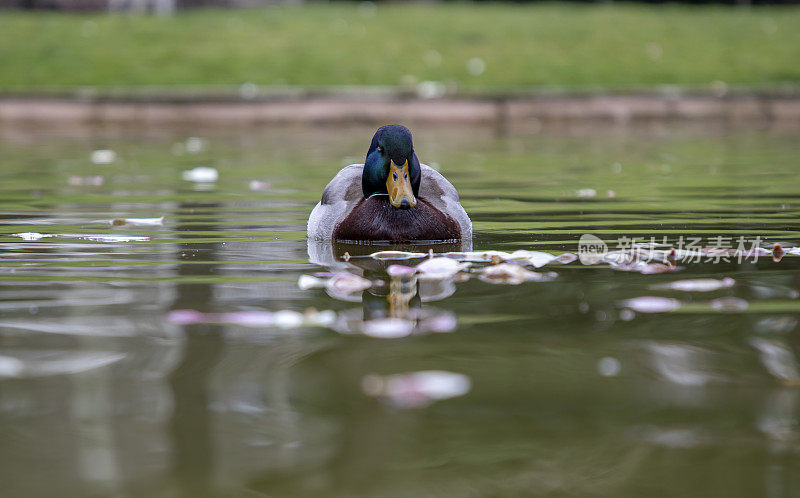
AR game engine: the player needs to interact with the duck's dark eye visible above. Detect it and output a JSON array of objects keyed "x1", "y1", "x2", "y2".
[
  {"x1": 377, "y1": 146, "x2": 384, "y2": 154},
  {"x1": 393, "y1": 173, "x2": 398, "y2": 181}
]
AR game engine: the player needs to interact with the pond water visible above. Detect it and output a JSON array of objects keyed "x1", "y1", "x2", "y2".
[{"x1": 1, "y1": 123, "x2": 800, "y2": 497}]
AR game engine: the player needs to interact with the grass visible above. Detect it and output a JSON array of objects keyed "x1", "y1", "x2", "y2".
[{"x1": 1, "y1": 3, "x2": 799, "y2": 91}]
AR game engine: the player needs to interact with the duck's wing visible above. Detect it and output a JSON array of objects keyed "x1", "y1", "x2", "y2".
[
  {"x1": 307, "y1": 164, "x2": 364, "y2": 241},
  {"x1": 419, "y1": 164, "x2": 473, "y2": 240}
]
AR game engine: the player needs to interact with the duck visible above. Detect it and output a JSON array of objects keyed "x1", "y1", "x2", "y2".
[{"x1": 307, "y1": 125, "x2": 472, "y2": 243}]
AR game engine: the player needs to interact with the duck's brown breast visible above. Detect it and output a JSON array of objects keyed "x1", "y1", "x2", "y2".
[{"x1": 333, "y1": 196, "x2": 461, "y2": 243}]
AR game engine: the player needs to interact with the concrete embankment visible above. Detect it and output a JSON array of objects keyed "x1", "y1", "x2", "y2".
[{"x1": 1, "y1": 87, "x2": 799, "y2": 130}]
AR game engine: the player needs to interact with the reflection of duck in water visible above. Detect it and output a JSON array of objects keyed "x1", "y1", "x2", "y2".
[
  {"x1": 362, "y1": 271, "x2": 422, "y2": 322},
  {"x1": 307, "y1": 125, "x2": 472, "y2": 243}
]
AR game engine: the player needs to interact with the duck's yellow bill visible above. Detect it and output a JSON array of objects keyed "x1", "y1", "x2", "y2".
[{"x1": 386, "y1": 160, "x2": 417, "y2": 208}]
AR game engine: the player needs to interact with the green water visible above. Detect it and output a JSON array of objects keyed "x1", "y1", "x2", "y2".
[{"x1": 1, "y1": 124, "x2": 800, "y2": 497}]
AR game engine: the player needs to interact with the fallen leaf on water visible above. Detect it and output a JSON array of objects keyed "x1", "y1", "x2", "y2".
[
  {"x1": 773, "y1": 243, "x2": 785, "y2": 262},
  {"x1": 479, "y1": 263, "x2": 556, "y2": 285},
  {"x1": 619, "y1": 296, "x2": 681, "y2": 313},
  {"x1": 654, "y1": 277, "x2": 735, "y2": 292},
  {"x1": 361, "y1": 370, "x2": 471, "y2": 408}
]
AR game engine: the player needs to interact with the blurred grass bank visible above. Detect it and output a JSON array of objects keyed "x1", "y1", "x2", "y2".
[{"x1": 1, "y1": 3, "x2": 799, "y2": 91}]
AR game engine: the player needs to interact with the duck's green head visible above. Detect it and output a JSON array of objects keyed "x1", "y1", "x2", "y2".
[{"x1": 362, "y1": 125, "x2": 421, "y2": 209}]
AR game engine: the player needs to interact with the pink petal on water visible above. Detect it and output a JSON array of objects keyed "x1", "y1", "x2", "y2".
[
  {"x1": 167, "y1": 309, "x2": 206, "y2": 325},
  {"x1": 387, "y1": 264, "x2": 417, "y2": 277},
  {"x1": 326, "y1": 273, "x2": 372, "y2": 294},
  {"x1": 249, "y1": 180, "x2": 271, "y2": 191},
  {"x1": 620, "y1": 296, "x2": 681, "y2": 313},
  {"x1": 220, "y1": 311, "x2": 276, "y2": 327},
  {"x1": 363, "y1": 318, "x2": 415, "y2": 339},
  {"x1": 657, "y1": 278, "x2": 735, "y2": 292},
  {"x1": 553, "y1": 253, "x2": 578, "y2": 265},
  {"x1": 298, "y1": 274, "x2": 327, "y2": 290},
  {"x1": 455, "y1": 251, "x2": 512, "y2": 263},
  {"x1": 370, "y1": 251, "x2": 426, "y2": 261},
  {"x1": 421, "y1": 313, "x2": 458, "y2": 333},
  {"x1": 479, "y1": 263, "x2": 554, "y2": 285},
  {"x1": 415, "y1": 257, "x2": 468, "y2": 279},
  {"x1": 362, "y1": 370, "x2": 471, "y2": 408},
  {"x1": 508, "y1": 250, "x2": 555, "y2": 268}
]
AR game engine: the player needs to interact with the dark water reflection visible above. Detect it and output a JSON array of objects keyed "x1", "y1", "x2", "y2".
[{"x1": 1, "y1": 124, "x2": 800, "y2": 497}]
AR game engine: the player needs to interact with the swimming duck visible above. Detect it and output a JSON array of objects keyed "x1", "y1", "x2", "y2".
[{"x1": 307, "y1": 125, "x2": 472, "y2": 243}]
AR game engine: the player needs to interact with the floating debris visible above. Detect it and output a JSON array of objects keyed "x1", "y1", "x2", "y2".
[
  {"x1": 750, "y1": 339, "x2": 800, "y2": 385},
  {"x1": 647, "y1": 343, "x2": 716, "y2": 386},
  {"x1": 370, "y1": 250, "x2": 426, "y2": 261},
  {"x1": 386, "y1": 264, "x2": 416, "y2": 277},
  {"x1": 182, "y1": 166, "x2": 219, "y2": 183},
  {"x1": 167, "y1": 309, "x2": 335, "y2": 329},
  {"x1": 479, "y1": 263, "x2": 555, "y2": 285},
  {"x1": 597, "y1": 357, "x2": 621, "y2": 377},
  {"x1": 0, "y1": 355, "x2": 24, "y2": 378},
  {"x1": 654, "y1": 278, "x2": 735, "y2": 292},
  {"x1": 91, "y1": 149, "x2": 116, "y2": 165},
  {"x1": 575, "y1": 188, "x2": 597, "y2": 198},
  {"x1": 416, "y1": 257, "x2": 469, "y2": 280},
  {"x1": 297, "y1": 274, "x2": 327, "y2": 290},
  {"x1": 14, "y1": 232, "x2": 55, "y2": 241},
  {"x1": 13, "y1": 232, "x2": 148, "y2": 243},
  {"x1": 361, "y1": 370, "x2": 471, "y2": 408},
  {"x1": 67, "y1": 175, "x2": 104, "y2": 186},
  {"x1": 110, "y1": 216, "x2": 165, "y2": 227},
  {"x1": 619, "y1": 296, "x2": 681, "y2": 313},
  {"x1": 507, "y1": 250, "x2": 555, "y2": 268},
  {"x1": 325, "y1": 272, "x2": 372, "y2": 294},
  {"x1": 449, "y1": 250, "x2": 512, "y2": 263},
  {"x1": 363, "y1": 318, "x2": 415, "y2": 339},
  {"x1": 709, "y1": 297, "x2": 749, "y2": 312},
  {"x1": 249, "y1": 180, "x2": 271, "y2": 191},
  {"x1": 466, "y1": 57, "x2": 486, "y2": 76},
  {"x1": 773, "y1": 243, "x2": 785, "y2": 262},
  {"x1": 185, "y1": 137, "x2": 205, "y2": 154},
  {"x1": 420, "y1": 313, "x2": 458, "y2": 333}
]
